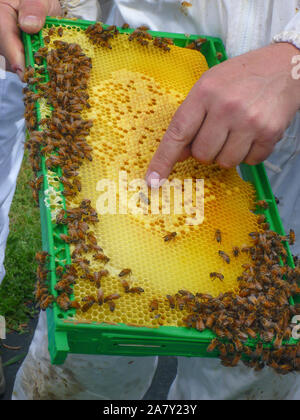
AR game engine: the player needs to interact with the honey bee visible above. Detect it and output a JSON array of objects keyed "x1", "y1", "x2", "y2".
[
  {"x1": 128, "y1": 287, "x2": 144, "y2": 294},
  {"x1": 181, "y1": 1, "x2": 192, "y2": 6},
  {"x1": 195, "y1": 318, "x2": 205, "y2": 332},
  {"x1": 233, "y1": 338, "x2": 243, "y2": 353},
  {"x1": 150, "y1": 300, "x2": 159, "y2": 311},
  {"x1": 94, "y1": 270, "x2": 109, "y2": 288},
  {"x1": 93, "y1": 253, "x2": 110, "y2": 264},
  {"x1": 48, "y1": 27, "x2": 55, "y2": 36},
  {"x1": 273, "y1": 335, "x2": 283, "y2": 350},
  {"x1": 122, "y1": 23, "x2": 130, "y2": 29},
  {"x1": 232, "y1": 247, "x2": 240, "y2": 257},
  {"x1": 40, "y1": 294, "x2": 54, "y2": 310},
  {"x1": 97, "y1": 288, "x2": 104, "y2": 305},
  {"x1": 166, "y1": 295, "x2": 176, "y2": 309},
  {"x1": 205, "y1": 314, "x2": 215, "y2": 329},
  {"x1": 121, "y1": 279, "x2": 130, "y2": 293},
  {"x1": 104, "y1": 293, "x2": 121, "y2": 302},
  {"x1": 218, "y1": 250, "x2": 230, "y2": 264},
  {"x1": 256, "y1": 200, "x2": 269, "y2": 209},
  {"x1": 119, "y1": 268, "x2": 132, "y2": 277},
  {"x1": 81, "y1": 296, "x2": 96, "y2": 312},
  {"x1": 35, "y1": 282, "x2": 48, "y2": 300},
  {"x1": 221, "y1": 353, "x2": 241, "y2": 368},
  {"x1": 54, "y1": 280, "x2": 73, "y2": 295},
  {"x1": 60, "y1": 234, "x2": 73, "y2": 244},
  {"x1": 163, "y1": 232, "x2": 177, "y2": 242},
  {"x1": 35, "y1": 251, "x2": 49, "y2": 264},
  {"x1": 24, "y1": 66, "x2": 35, "y2": 83},
  {"x1": 70, "y1": 300, "x2": 81, "y2": 310},
  {"x1": 87, "y1": 231, "x2": 98, "y2": 245},
  {"x1": 218, "y1": 343, "x2": 227, "y2": 357},
  {"x1": 216, "y1": 52, "x2": 223, "y2": 60},
  {"x1": 56, "y1": 293, "x2": 71, "y2": 311},
  {"x1": 289, "y1": 229, "x2": 296, "y2": 246},
  {"x1": 58, "y1": 27, "x2": 64, "y2": 37},
  {"x1": 207, "y1": 338, "x2": 219, "y2": 353},
  {"x1": 108, "y1": 301, "x2": 116, "y2": 312},
  {"x1": 253, "y1": 342, "x2": 263, "y2": 358},
  {"x1": 275, "y1": 364, "x2": 294, "y2": 375},
  {"x1": 36, "y1": 265, "x2": 49, "y2": 281},
  {"x1": 257, "y1": 214, "x2": 266, "y2": 224},
  {"x1": 175, "y1": 296, "x2": 186, "y2": 310},
  {"x1": 137, "y1": 25, "x2": 150, "y2": 31},
  {"x1": 210, "y1": 272, "x2": 224, "y2": 282},
  {"x1": 215, "y1": 229, "x2": 222, "y2": 243},
  {"x1": 245, "y1": 328, "x2": 257, "y2": 340},
  {"x1": 185, "y1": 41, "x2": 196, "y2": 50},
  {"x1": 73, "y1": 178, "x2": 82, "y2": 192}
]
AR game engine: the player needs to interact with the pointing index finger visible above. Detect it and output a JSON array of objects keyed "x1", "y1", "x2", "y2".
[{"x1": 146, "y1": 83, "x2": 206, "y2": 186}]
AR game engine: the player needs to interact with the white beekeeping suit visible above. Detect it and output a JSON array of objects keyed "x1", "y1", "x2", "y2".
[{"x1": 7, "y1": 0, "x2": 300, "y2": 399}]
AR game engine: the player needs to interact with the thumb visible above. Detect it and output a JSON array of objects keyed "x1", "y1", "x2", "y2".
[{"x1": 18, "y1": 0, "x2": 50, "y2": 34}]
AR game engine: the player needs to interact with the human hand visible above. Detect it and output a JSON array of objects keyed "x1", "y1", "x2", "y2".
[
  {"x1": 146, "y1": 43, "x2": 300, "y2": 186},
  {"x1": 0, "y1": 0, "x2": 61, "y2": 79}
]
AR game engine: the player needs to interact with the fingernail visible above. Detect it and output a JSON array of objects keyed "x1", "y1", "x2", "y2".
[
  {"x1": 19, "y1": 15, "x2": 42, "y2": 31},
  {"x1": 15, "y1": 66, "x2": 24, "y2": 81},
  {"x1": 146, "y1": 171, "x2": 160, "y2": 188},
  {"x1": 11, "y1": 64, "x2": 25, "y2": 81},
  {"x1": 146, "y1": 171, "x2": 165, "y2": 189}
]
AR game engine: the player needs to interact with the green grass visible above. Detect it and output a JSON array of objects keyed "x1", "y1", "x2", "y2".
[{"x1": 0, "y1": 151, "x2": 41, "y2": 331}]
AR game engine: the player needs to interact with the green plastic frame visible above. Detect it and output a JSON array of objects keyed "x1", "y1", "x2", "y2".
[{"x1": 23, "y1": 17, "x2": 297, "y2": 365}]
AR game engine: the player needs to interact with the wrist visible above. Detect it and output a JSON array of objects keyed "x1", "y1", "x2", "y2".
[{"x1": 268, "y1": 42, "x2": 300, "y2": 107}]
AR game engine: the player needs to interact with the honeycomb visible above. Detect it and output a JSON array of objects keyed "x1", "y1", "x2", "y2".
[{"x1": 43, "y1": 26, "x2": 261, "y2": 327}]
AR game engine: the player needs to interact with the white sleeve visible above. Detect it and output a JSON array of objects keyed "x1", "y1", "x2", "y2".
[
  {"x1": 61, "y1": 0, "x2": 102, "y2": 21},
  {"x1": 273, "y1": 12, "x2": 300, "y2": 50}
]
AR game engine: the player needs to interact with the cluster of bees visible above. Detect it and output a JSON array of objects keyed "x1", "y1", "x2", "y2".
[
  {"x1": 85, "y1": 22, "x2": 174, "y2": 52},
  {"x1": 25, "y1": 26, "x2": 146, "y2": 316},
  {"x1": 85, "y1": 22, "x2": 217, "y2": 59},
  {"x1": 85, "y1": 23, "x2": 119, "y2": 49},
  {"x1": 24, "y1": 24, "x2": 300, "y2": 375},
  {"x1": 164, "y1": 215, "x2": 300, "y2": 374}
]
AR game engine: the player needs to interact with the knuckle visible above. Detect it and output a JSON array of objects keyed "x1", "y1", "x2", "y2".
[
  {"x1": 191, "y1": 142, "x2": 213, "y2": 164},
  {"x1": 196, "y1": 76, "x2": 215, "y2": 98},
  {"x1": 220, "y1": 97, "x2": 243, "y2": 115},
  {"x1": 165, "y1": 119, "x2": 186, "y2": 144},
  {"x1": 244, "y1": 111, "x2": 265, "y2": 132},
  {"x1": 261, "y1": 124, "x2": 284, "y2": 142}
]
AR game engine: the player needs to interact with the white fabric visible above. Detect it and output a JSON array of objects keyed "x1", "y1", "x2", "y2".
[
  {"x1": 6, "y1": 0, "x2": 300, "y2": 401},
  {"x1": 0, "y1": 72, "x2": 25, "y2": 284},
  {"x1": 273, "y1": 31, "x2": 300, "y2": 50},
  {"x1": 62, "y1": 0, "x2": 102, "y2": 21},
  {"x1": 168, "y1": 357, "x2": 300, "y2": 400},
  {"x1": 12, "y1": 312, "x2": 157, "y2": 400}
]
